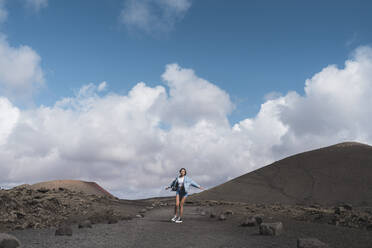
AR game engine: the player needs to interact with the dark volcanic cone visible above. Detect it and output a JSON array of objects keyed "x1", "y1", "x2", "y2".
[{"x1": 190, "y1": 142, "x2": 372, "y2": 206}]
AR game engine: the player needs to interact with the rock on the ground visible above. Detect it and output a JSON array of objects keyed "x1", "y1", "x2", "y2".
[
  {"x1": 254, "y1": 214, "x2": 264, "y2": 225},
  {"x1": 219, "y1": 214, "x2": 226, "y2": 221},
  {"x1": 259, "y1": 222, "x2": 284, "y2": 236},
  {"x1": 0, "y1": 233, "x2": 21, "y2": 248},
  {"x1": 241, "y1": 217, "x2": 257, "y2": 226},
  {"x1": 78, "y1": 220, "x2": 92, "y2": 228},
  {"x1": 297, "y1": 238, "x2": 329, "y2": 248},
  {"x1": 55, "y1": 225, "x2": 73, "y2": 236},
  {"x1": 224, "y1": 209, "x2": 234, "y2": 215},
  {"x1": 107, "y1": 216, "x2": 119, "y2": 224},
  {"x1": 139, "y1": 209, "x2": 147, "y2": 214}
]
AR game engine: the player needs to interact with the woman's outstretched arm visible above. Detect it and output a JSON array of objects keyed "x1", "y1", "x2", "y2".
[
  {"x1": 165, "y1": 178, "x2": 177, "y2": 189},
  {"x1": 191, "y1": 179, "x2": 205, "y2": 190}
]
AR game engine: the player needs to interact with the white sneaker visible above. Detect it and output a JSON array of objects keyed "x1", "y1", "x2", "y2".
[
  {"x1": 171, "y1": 215, "x2": 178, "y2": 222},
  {"x1": 175, "y1": 217, "x2": 183, "y2": 223}
]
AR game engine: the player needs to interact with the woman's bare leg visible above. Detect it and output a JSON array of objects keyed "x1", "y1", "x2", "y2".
[
  {"x1": 179, "y1": 196, "x2": 187, "y2": 218},
  {"x1": 174, "y1": 194, "x2": 180, "y2": 215}
]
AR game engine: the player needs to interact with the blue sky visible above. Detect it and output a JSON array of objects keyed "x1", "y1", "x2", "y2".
[
  {"x1": 1, "y1": 0, "x2": 372, "y2": 198},
  {"x1": 3, "y1": 0, "x2": 372, "y2": 123}
]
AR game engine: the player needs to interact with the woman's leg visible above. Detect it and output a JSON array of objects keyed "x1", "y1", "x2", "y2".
[
  {"x1": 179, "y1": 195, "x2": 187, "y2": 218},
  {"x1": 174, "y1": 194, "x2": 180, "y2": 215}
]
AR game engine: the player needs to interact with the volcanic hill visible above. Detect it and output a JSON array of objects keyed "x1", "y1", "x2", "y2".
[
  {"x1": 30, "y1": 180, "x2": 113, "y2": 197},
  {"x1": 189, "y1": 142, "x2": 372, "y2": 206}
]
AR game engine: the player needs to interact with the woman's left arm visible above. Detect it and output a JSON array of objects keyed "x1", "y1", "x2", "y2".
[{"x1": 191, "y1": 179, "x2": 204, "y2": 190}]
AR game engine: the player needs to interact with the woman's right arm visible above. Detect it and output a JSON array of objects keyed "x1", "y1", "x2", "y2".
[{"x1": 166, "y1": 178, "x2": 176, "y2": 189}]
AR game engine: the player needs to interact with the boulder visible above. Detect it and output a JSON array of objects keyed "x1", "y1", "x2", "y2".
[
  {"x1": 0, "y1": 233, "x2": 21, "y2": 248},
  {"x1": 55, "y1": 224, "x2": 73, "y2": 236},
  {"x1": 139, "y1": 208, "x2": 147, "y2": 214},
  {"x1": 297, "y1": 238, "x2": 329, "y2": 248},
  {"x1": 259, "y1": 222, "x2": 284, "y2": 236},
  {"x1": 78, "y1": 220, "x2": 92, "y2": 229}
]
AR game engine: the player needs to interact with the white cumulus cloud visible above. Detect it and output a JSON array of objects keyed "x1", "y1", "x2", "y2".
[{"x1": 0, "y1": 34, "x2": 44, "y2": 102}]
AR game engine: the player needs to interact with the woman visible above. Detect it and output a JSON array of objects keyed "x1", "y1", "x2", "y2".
[{"x1": 165, "y1": 168, "x2": 205, "y2": 223}]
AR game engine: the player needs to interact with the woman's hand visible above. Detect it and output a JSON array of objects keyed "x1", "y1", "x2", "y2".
[
  {"x1": 199, "y1": 186, "x2": 205, "y2": 190},
  {"x1": 165, "y1": 186, "x2": 170, "y2": 190}
]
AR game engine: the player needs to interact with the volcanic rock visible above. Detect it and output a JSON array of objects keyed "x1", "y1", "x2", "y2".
[
  {"x1": 219, "y1": 214, "x2": 226, "y2": 221},
  {"x1": 55, "y1": 224, "x2": 72, "y2": 236},
  {"x1": 0, "y1": 233, "x2": 21, "y2": 248},
  {"x1": 259, "y1": 222, "x2": 284, "y2": 236},
  {"x1": 78, "y1": 220, "x2": 92, "y2": 229}
]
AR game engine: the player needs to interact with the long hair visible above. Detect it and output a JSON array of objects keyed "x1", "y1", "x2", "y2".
[{"x1": 179, "y1": 168, "x2": 187, "y2": 175}]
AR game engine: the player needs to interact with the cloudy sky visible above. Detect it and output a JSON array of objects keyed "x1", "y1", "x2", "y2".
[{"x1": 1, "y1": 0, "x2": 372, "y2": 199}]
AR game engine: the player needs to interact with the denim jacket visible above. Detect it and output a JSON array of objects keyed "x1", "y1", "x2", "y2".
[{"x1": 169, "y1": 175, "x2": 201, "y2": 193}]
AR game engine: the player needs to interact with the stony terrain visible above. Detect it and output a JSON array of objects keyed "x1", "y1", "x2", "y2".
[
  {"x1": 2, "y1": 142, "x2": 372, "y2": 247},
  {"x1": 5, "y1": 203, "x2": 372, "y2": 248},
  {"x1": 0, "y1": 185, "x2": 153, "y2": 231}
]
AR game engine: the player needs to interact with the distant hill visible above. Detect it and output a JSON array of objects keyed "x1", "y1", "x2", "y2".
[
  {"x1": 30, "y1": 180, "x2": 113, "y2": 197},
  {"x1": 189, "y1": 142, "x2": 372, "y2": 206}
]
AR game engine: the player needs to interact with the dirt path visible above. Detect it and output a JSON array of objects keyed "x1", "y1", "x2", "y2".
[{"x1": 8, "y1": 205, "x2": 372, "y2": 248}]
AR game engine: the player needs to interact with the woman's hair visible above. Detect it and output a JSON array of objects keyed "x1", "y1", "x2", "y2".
[{"x1": 179, "y1": 168, "x2": 187, "y2": 175}]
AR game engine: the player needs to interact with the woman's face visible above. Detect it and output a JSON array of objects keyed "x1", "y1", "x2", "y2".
[{"x1": 180, "y1": 169, "x2": 186, "y2": 176}]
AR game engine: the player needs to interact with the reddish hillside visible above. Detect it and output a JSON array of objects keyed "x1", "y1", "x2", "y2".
[
  {"x1": 30, "y1": 180, "x2": 113, "y2": 197},
  {"x1": 190, "y1": 142, "x2": 372, "y2": 206}
]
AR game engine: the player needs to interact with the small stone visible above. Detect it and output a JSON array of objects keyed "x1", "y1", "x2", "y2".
[
  {"x1": 259, "y1": 222, "x2": 284, "y2": 236},
  {"x1": 55, "y1": 224, "x2": 73, "y2": 236},
  {"x1": 297, "y1": 238, "x2": 329, "y2": 248},
  {"x1": 146, "y1": 206, "x2": 154, "y2": 210},
  {"x1": 219, "y1": 214, "x2": 226, "y2": 221},
  {"x1": 334, "y1": 206, "x2": 346, "y2": 215},
  {"x1": 107, "y1": 216, "x2": 119, "y2": 224},
  {"x1": 210, "y1": 212, "x2": 216, "y2": 218},
  {"x1": 0, "y1": 233, "x2": 21, "y2": 248},
  {"x1": 241, "y1": 217, "x2": 257, "y2": 226},
  {"x1": 139, "y1": 208, "x2": 147, "y2": 213},
  {"x1": 200, "y1": 211, "x2": 206, "y2": 216},
  {"x1": 342, "y1": 203, "x2": 352, "y2": 211},
  {"x1": 78, "y1": 220, "x2": 92, "y2": 228},
  {"x1": 37, "y1": 188, "x2": 49, "y2": 193},
  {"x1": 224, "y1": 209, "x2": 234, "y2": 215},
  {"x1": 136, "y1": 214, "x2": 144, "y2": 218},
  {"x1": 254, "y1": 214, "x2": 264, "y2": 225}
]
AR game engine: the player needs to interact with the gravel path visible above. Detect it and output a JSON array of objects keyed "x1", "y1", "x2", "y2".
[{"x1": 7, "y1": 205, "x2": 372, "y2": 248}]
